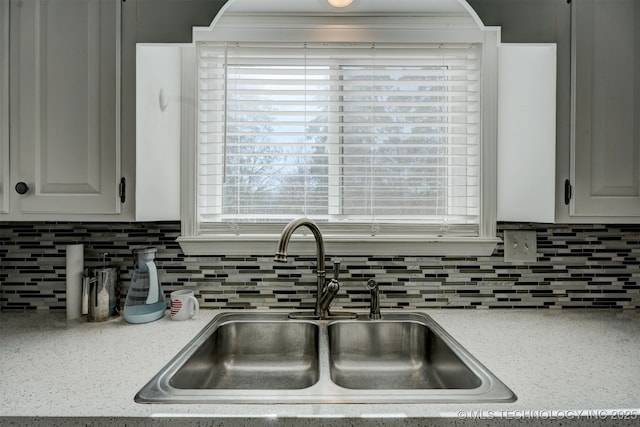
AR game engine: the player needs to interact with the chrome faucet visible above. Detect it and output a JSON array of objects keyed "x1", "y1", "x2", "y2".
[{"x1": 274, "y1": 218, "x2": 354, "y2": 320}]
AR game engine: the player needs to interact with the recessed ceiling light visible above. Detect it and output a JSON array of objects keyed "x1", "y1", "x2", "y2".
[{"x1": 328, "y1": 0, "x2": 354, "y2": 8}]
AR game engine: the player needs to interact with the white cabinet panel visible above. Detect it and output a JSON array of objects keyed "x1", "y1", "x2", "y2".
[
  {"x1": 135, "y1": 45, "x2": 181, "y2": 221},
  {"x1": 0, "y1": 1, "x2": 8, "y2": 214},
  {"x1": 571, "y1": 0, "x2": 640, "y2": 219},
  {"x1": 497, "y1": 43, "x2": 556, "y2": 223},
  {"x1": 9, "y1": 0, "x2": 121, "y2": 215}
]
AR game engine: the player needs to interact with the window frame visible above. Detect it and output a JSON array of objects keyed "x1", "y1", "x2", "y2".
[{"x1": 178, "y1": 15, "x2": 501, "y2": 256}]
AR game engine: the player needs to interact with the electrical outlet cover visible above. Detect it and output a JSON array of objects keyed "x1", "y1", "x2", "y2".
[{"x1": 504, "y1": 230, "x2": 537, "y2": 263}]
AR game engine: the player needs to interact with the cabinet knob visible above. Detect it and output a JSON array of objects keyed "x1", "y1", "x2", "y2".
[{"x1": 15, "y1": 182, "x2": 29, "y2": 195}]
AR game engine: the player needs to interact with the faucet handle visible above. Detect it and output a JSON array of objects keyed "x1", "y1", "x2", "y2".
[{"x1": 332, "y1": 260, "x2": 341, "y2": 281}]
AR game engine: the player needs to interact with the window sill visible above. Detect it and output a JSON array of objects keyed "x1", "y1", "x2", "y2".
[{"x1": 177, "y1": 235, "x2": 501, "y2": 257}]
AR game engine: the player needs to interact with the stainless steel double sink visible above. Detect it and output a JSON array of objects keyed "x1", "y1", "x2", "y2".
[{"x1": 135, "y1": 312, "x2": 516, "y2": 404}]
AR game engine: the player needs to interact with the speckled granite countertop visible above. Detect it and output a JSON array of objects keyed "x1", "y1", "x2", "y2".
[{"x1": 1, "y1": 309, "x2": 639, "y2": 426}]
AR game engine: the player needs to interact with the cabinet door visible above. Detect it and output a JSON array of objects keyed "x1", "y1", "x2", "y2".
[
  {"x1": 9, "y1": 0, "x2": 121, "y2": 215},
  {"x1": 571, "y1": 0, "x2": 640, "y2": 218}
]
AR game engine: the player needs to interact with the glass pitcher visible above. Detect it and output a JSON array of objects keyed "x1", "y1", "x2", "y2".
[{"x1": 123, "y1": 248, "x2": 166, "y2": 324}]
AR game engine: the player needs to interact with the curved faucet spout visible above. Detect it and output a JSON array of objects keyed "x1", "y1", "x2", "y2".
[
  {"x1": 274, "y1": 218, "x2": 326, "y2": 317},
  {"x1": 274, "y1": 218, "x2": 325, "y2": 275}
]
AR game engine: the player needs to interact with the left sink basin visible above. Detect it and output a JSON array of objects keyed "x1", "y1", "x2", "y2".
[
  {"x1": 135, "y1": 313, "x2": 321, "y2": 403},
  {"x1": 170, "y1": 320, "x2": 319, "y2": 390}
]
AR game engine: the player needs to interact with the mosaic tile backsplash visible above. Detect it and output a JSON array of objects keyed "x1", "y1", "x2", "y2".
[{"x1": 0, "y1": 222, "x2": 638, "y2": 312}]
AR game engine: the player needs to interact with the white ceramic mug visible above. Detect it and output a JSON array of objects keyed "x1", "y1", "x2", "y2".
[{"x1": 170, "y1": 290, "x2": 199, "y2": 321}]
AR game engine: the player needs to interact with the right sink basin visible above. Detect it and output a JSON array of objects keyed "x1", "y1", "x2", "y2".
[{"x1": 328, "y1": 320, "x2": 482, "y2": 390}]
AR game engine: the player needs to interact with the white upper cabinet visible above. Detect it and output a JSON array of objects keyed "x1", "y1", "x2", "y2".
[
  {"x1": 8, "y1": 0, "x2": 123, "y2": 218},
  {"x1": 568, "y1": 0, "x2": 640, "y2": 220}
]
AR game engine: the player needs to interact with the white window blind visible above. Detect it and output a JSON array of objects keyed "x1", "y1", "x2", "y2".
[{"x1": 197, "y1": 41, "x2": 481, "y2": 236}]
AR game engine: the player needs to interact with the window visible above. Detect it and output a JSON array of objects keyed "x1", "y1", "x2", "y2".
[
  {"x1": 199, "y1": 42, "x2": 480, "y2": 229},
  {"x1": 177, "y1": 11, "x2": 501, "y2": 256}
]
